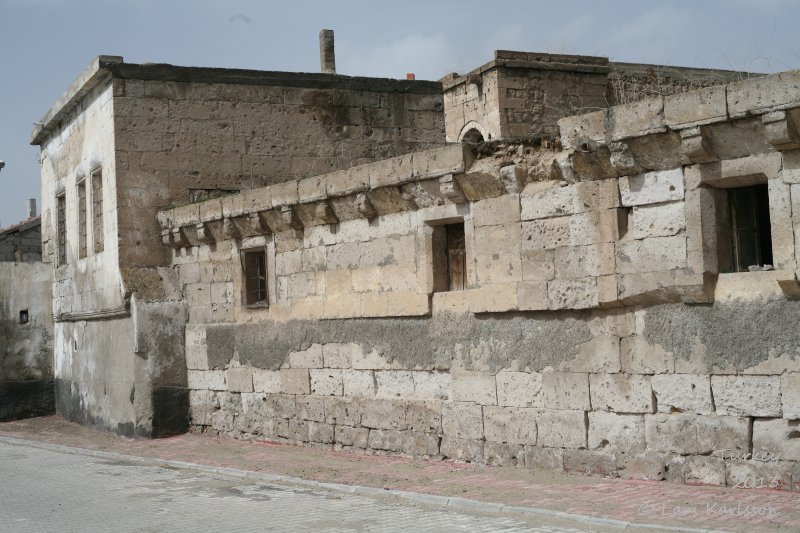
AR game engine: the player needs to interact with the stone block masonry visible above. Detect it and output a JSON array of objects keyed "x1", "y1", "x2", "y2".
[{"x1": 162, "y1": 69, "x2": 800, "y2": 490}]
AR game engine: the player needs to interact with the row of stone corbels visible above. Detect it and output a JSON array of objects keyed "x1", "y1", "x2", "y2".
[
  {"x1": 556, "y1": 70, "x2": 800, "y2": 182},
  {"x1": 157, "y1": 144, "x2": 534, "y2": 249}
]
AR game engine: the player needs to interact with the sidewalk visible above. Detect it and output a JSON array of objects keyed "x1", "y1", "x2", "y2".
[{"x1": 1, "y1": 416, "x2": 797, "y2": 532}]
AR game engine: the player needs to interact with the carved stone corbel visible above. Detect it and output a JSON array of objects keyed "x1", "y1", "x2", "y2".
[
  {"x1": 439, "y1": 174, "x2": 466, "y2": 203},
  {"x1": 680, "y1": 126, "x2": 716, "y2": 163},
  {"x1": 763, "y1": 110, "x2": 800, "y2": 150},
  {"x1": 196, "y1": 222, "x2": 214, "y2": 244},
  {"x1": 280, "y1": 206, "x2": 303, "y2": 229},
  {"x1": 355, "y1": 192, "x2": 377, "y2": 218},
  {"x1": 222, "y1": 217, "x2": 240, "y2": 240},
  {"x1": 315, "y1": 201, "x2": 339, "y2": 225}
]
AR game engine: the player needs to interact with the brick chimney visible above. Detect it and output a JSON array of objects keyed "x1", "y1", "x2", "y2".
[{"x1": 319, "y1": 29, "x2": 336, "y2": 74}]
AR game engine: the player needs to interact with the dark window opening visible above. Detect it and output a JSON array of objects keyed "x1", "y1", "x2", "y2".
[
  {"x1": 19, "y1": 310, "x2": 29, "y2": 324},
  {"x1": 77, "y1": 181, "x2": 87, "y2": 259},
  {"x1": 242, "y1": 249, "x2": 268, "y2": 307},
  {"x1": 461, "y1": 128, "x2": 485, "y2": 145},
  {"x1": 92, "y1": 169, "x2": 104, "y2": 253},
  {"x1": 432, "y1": 222, "x2": 466, "y2": 292},
  {"x1": 724, "y1": 184, "x2": 773, "y2": 273},
  {"x1": 56, "y1": 193, "x2": 66, "y2": 267}
]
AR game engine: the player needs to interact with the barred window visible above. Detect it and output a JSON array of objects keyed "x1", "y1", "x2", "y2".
[
  {"x1": 432, "y1": 222, "x2": 466, "y2": 292},
  {"x1": 56, "y1": 193, "x2": 66, "y2": 266},
  {"x1": 77, "y1": 180, "x2": 87, "y2": 259},
  {"x1": 242, "y1": 248, "x2": 268, "y2": 307},
  {"x1": 91, "y1": 168, "x2": 104, "y2": 253}
]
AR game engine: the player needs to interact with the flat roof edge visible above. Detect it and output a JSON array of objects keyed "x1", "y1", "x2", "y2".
[{"x1": 30, "y1": 55, "x2": 123, "y2": 145}]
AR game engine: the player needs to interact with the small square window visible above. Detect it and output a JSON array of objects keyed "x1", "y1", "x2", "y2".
[
  {"x1": 19, "y1": 309, "x2": 29, "y2": 324},
  {"x1": 432, "y1": 222, "x2": 466, "y2": 292},
  {"x1": 242, "y1": 248, "x2": 268, "y2": 307}
]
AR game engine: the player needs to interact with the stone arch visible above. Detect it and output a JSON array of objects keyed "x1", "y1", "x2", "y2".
[{"x1": 458, "y1": 121, "x2": 489, "y2": 144}]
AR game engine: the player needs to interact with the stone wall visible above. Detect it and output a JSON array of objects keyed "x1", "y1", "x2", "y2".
[
  {"x1": 0, "y1": 262, "x2": 53, "y2": 420},
  {"x1": 0, "y1": 218, "x2": 42, "y2": 263},
  {"x1": 160, "y1": 70, "x2": 800, "y2": 489}
]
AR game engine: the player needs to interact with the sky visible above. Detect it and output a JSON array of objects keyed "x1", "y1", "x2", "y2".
[{"x1": 1, "y1": 0, "x2": 799, "y2": 226}]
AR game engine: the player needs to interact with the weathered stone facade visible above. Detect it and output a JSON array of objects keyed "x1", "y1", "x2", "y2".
[
  {"x1": 30, "y1": 54, "x2": 445, "y2": 436},
  {"x1": 29, "y1": 42, "x2": 800, "y2": 490},
  {"x1": 0, "y1": 217, "x2": 53, "y2": 420},
  {"x1": 442, "y1": 50, "x2": 751, "y2": 143},
  {"x1": 158, "y1": 69, "x2": 800, "y2": 489}
]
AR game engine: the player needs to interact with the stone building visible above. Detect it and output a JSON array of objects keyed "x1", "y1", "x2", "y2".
[
  {"x1": 28, "y1": 37, "x2": 800, "y2": 489},
  {"x1": 29, "y1": 49, "x2": 444, "y2": 437},
  {"x1": 0, "y1": 206, "x2": 54, "y2": 420}
]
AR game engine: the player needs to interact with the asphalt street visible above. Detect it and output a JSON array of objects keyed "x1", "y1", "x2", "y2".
[{"x1": 0, "y1": 442, "x2": 590, "y2": 532}]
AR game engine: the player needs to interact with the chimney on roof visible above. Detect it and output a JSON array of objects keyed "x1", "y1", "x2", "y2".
[
  {"x1": 319, "y1": 29, "x2": 336, "y2": 74},
  {"x1": 406, "y1": 73, "x2": 416, "y2": 80},
  {"x1": 26, "y1": 199, "x2": 36, "y2": 218}
]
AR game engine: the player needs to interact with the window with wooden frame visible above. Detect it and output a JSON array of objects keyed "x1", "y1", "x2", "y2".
[
  {"x1": 241, "y1": 248, "x2": 268, "y2": 307},
  {"x1": 77, "y1": 179, "x2": 87, "y2": 259},
  {"x1": 725, "y1": 184, "x2": 773, "y2": 272},
  {"x1": 432, "y1": 222, "x2": 466, "y2": 291},
  {"x1": 56, "y1": 192, "x2": 67, "y2": 267},
  {"x1": 91, "y1": 168, "x2": 104, "y2": 253}
]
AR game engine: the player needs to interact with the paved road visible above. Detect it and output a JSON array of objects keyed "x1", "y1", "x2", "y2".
[{"x1": 0, "y1": 442, "x2": 590, "y2": 533}]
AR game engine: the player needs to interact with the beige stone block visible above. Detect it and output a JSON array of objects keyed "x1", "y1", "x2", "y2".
[
  {"x1": 609, "y1": 96, "x2": 665, "y2": 141},
  {"x1": 521, "y1": 217, "x2": 570, "y2": 251},
  {"x1": 652, "y1": 374, "x2": 713, "y2": 415},
  {"x1": 645, "y1": 414, "x2": 750, "y2": 456},
  {"x1": 684, "y1": 456, "x2": 726, "y2": 486},
  {"x1": 537, "y1": 410, "x2": 587, "y2": 449},
  {"x1": 496, "y1": 371, "x2": 543, "y2": 408},
  {"x1": 361, "y1": 399, "x2": 407, "y2": 430},
  {"x1": 226, "y1": 367, "x2": 253, "y2": 393},
  {"x1": 517, "y1": 281, "x2": 548, "y2": 311},
  {"x1": 475, "y1": 252, "x2": 522, "y2": 285},
  {"x1": 727, "y1": 70, "x2": 800, "y2": 118},
  {"x1": 442, "y1": 402, "x2": 484, "y2": 439},
  {"x1": 412, "y1": 372, "x2": 452, "y2": 401},
  {"x1": 569, "y1": 210, "x2": 622, "y2": 246},
  {"x1": 473, "y1": 194, "x2": 520, "y2": 226},
  {"x1": 619, "y1": 168, "x2": 684, "y2": 207},
  {"x1": 361, "y1": 292, "x2": 389, "y2": 317},
  {"x1": 629, "y1": 202, "x2": 686, "y2": 240},
  {"x1": 615, "y1": 236, "x2": 688, "y2": 274},
  {"x1": 542, "y1": 372, "x2": 590, "y2": 410},
  {"x1": 588, "y1": 412, "x2": 645, "y2": 452},
  {"x1": 768, "y1": 178, "x2": 796, "y2": 270},
  {"x1": 280, "y1": 368, "x2": 311, "y2": 395},
  {"x1": 620, "y1": 336, "x2": 675, "y2": 374},
  {"x1": 474, "y1": 223, "x2": 521, "y2": 255},
  {"x1": 554, "y1": 243, "x2": 615, "y2": 279},
  {"x1": 521, "y1": 249, "x2": 555, "y2": 281},
  {"x1": 467, "y1": 283, "x2": 518, "y2": 313},
  {"x1": 289, "y1": 344, "x2": 324, "y2": 369},
  {"x1": 252, "y1": 369, "x2": 281, "y2": 393},
  {"x1": 753, "y1": 418, "x2": 800, "y2": 461},
  {"x1": 664, "y1": 85, "x2": 727, "y2": 128},
  {"x1": 558, "y1": 110, "x2": 607, "y2": 151},
  {"x1": 711, "y1": 375, "x2": 781, "y2": 417},
  {"x1": 452, "y1": 371, "x2": 497, "y2": 405},
  {"x1": 387, "y1": 290, "x2": 429, "y2": 316},
  {"x1": 483, "y1": 406, "x2": 537, "y2": 445},
  {"x1": 310, "y1": 369, "x2": 343, "y2": 396},
  {"x1": 351, "y1": 267, "x2": 382, "y2": 293},
  {"x1": 781, "y1": 373, "x2": 800, "y2": 419},
  {"x1": 559, "y1": 336, "x2": 621, "y2": 373},
  {"x1": 376, "y1": 370, "x2": 414, "y2": 399},
  {"x1": 547, "y1": 278, "x2": 598, "y2": 310},
  {"x1": 186, "y1": 343, "x2": 209, "y2": 370},
  {"x1": 342, "y1": 370, "x2": 376, "y2": 397},
  {"x1": 351, "y1": 348, "x2": 392, "y2": 370},
  {"x1": 431, "y1": 291, "x2": 471, "y2": 314},
  {"x1": 323, "y1": 270, "x2": 353, "y2": 295},
  {"x1": 322, "y1": 343, "x2": 356, "y2": 368},
  {"x1": 590, "y1": 373, "x2": 653, "y2": 413},
  {"x1": 187, "y1": 370, "x2": 226, "y2": 391}
]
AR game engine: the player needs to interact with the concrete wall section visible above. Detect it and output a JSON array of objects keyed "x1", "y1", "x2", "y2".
[{"x1": 0, "y1": 262, "x2": 54, "y2": 420}]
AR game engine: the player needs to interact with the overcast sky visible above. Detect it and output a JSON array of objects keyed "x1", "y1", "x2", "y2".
[{"x1": 1, "y1": 0, "x2": 799, "y2": 225}]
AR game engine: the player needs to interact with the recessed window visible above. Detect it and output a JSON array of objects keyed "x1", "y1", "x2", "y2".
[
  {"x1": 56, "y1": 193, "x2": 67, "y2": 267},
  {"x1": 432, "y1": 222, "x2": 466, "y2": 291},
  {"x1": 92, "y1": 168, "x2": 104, "y2": 253},
  {"x1": 77, "y1": 180, "x2": 87, "y2": 259},
  {"x1": 19, "y1": 310, "x2": 29, "y2": 324},
  {"x1": 721, "y1": 184, "x2": 773, "y2": 273},
  {"x1": 242, "y1": 248, "x2": 268, "y2": 307}
]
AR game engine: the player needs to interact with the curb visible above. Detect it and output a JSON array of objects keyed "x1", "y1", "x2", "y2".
[{"x1": 0, "y1": 435, "x2": 723, "y2": 533}]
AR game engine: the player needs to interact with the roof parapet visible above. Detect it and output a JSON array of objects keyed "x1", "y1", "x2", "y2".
[{"x1": 31, "y1": 55, "x2": 123, "y2": 146}]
